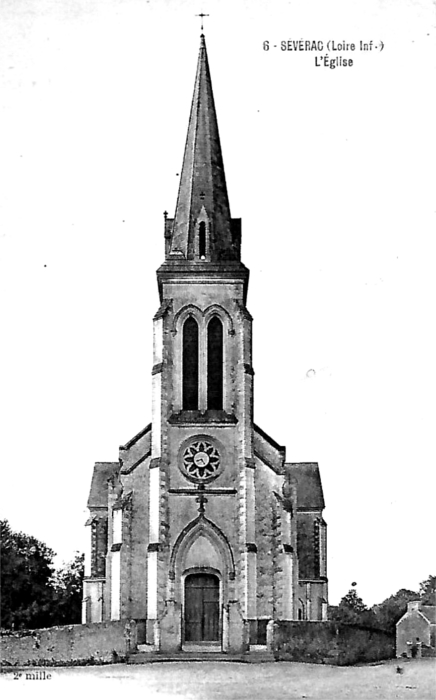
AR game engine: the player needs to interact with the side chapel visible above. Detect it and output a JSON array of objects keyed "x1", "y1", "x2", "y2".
[{"x1": 83, "y1": 34, "x2": 328, "y2": 653}]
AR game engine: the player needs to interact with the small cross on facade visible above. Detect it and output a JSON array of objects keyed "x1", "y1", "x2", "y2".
[
  {"x1": 196, "y1": 13, "x2": 209, "y2": 32},
  {"x1": 195, "y1": 484, "x2": 208, "y2": 515}
]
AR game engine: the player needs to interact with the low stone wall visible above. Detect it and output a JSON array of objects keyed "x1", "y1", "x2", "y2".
[
  {"x1": 422, "y1": 644, "x2": 436, "y2": 658},
  {"x1": 1, "y1": 619, "x2": 145, "y2": 666},
  {"x1": 272, "y1": 621, "x2": 395, "y2": 666}
]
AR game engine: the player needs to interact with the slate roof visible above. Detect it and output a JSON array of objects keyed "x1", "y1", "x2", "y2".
[
  {"x1": 288, "y1": 462, "x2": 325, "y2": 510},
  {"x1": 87, "y1": 461, "x2": 118, "y2": 509},
  {"x1": 169, "y1": 34, "x2": 237, "y2": 262},
  {"x1": 421, "y1": 606, "x2": 436, "y2": 624}
]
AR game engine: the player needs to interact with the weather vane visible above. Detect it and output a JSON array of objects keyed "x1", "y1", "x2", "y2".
[{"x1": 196, "y1": 13, "x2": 209, "y2": 32}]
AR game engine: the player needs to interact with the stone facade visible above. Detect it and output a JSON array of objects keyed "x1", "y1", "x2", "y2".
[
  {"x1": 83, "y1": 34, "x2": 328, "y2": 653},
  {"x1": 396, "y1": 601, "x2": 436, "y2": 658}
]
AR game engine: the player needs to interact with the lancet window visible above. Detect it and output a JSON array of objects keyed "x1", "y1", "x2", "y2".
[
  {"x1": 199, "y1": 222, "x2": 206, "y2": 259},
  {"x1": 182, "y1": 317, "x2": 199, "y2": 409},
  {"x1": 207, "y1": 317, "x2": 223, "y2": 410}
]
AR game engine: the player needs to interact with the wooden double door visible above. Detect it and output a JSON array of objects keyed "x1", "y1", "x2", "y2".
[{"x1": 184, "y1": 573, "x2": 220, "y2": 642}]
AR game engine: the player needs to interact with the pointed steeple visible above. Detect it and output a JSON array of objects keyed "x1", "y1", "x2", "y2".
[{"x1": 168, "y1": 35, "x2": 239, "y2": 262}]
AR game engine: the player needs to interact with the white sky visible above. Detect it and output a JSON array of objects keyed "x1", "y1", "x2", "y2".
[{"x1": 1, "y1": 0, "x2": 435, "y2": 607}]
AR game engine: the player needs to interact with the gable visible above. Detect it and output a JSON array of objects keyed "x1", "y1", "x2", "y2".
[
  {"x1": 119, "y1": 423, "x2": 152, "y2": 474},
  {"x1": 253, "y1": 424, "x2": 285, "y2": 473},
  {"x1": 119, "y1": 423, "x2": 151, "y2": 451}
]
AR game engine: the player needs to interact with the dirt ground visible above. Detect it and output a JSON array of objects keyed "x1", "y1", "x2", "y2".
[{"x1": 1, "y1": 657, "x2": 435, "y2": 700}]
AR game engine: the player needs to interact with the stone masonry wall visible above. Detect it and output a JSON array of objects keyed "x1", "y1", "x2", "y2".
[
  {"x1": 255, "y1": 459, "x2": 283, "y2": 619},
  {"x1": 121, "y1": 464, "x2": 150, "y2": 620},
  {"x1": 1, "y1": 620, "x2": 143, "y2": 666},
  {"x1": 273, "y1": 621, "x2": 395, "y2": 665},
  {"x1": 256, "y1": 487, "x2": 275, "y2": 618}
]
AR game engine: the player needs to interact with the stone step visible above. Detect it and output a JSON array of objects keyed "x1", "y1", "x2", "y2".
[
  {"x1": 127, "y1": 650, "x2": 275, "y2": 664},
  {"x1": 247, "y1": 652, "x2": 275, "y2": 662},
  {"x1": 128, "y1": 652, "x2": 242, "y2": 664}
]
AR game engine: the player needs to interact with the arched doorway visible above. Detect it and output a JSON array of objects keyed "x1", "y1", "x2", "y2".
[{"x1": 184, "y1": 573, "x2": 220, "y2": 642}]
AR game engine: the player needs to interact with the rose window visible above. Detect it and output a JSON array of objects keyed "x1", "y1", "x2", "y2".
[{"x1": 182, "y1": 440, "x2": 221, "y2": 482}]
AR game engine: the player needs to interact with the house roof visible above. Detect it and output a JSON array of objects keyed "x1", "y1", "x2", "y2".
[
  {"x1": 287, "y1": 462, "x2": 325, "y2": 510},
  {"x1": 87, "y1": 462, "x2": 118, "y2": 509},
  {"x1": 421, "y1": 606, "x2": 436, "y2": 624}
]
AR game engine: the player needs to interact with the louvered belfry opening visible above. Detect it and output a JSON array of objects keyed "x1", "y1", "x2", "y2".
[
  {"x1": 199, "y1": 222, "x2": 206, "y2": 259},
  {"x1": 207, "y1": 317, "x2": 223, "y2": 410},
  {"x1": 183, "y1": 317, "x2": 199, "y2": 409}
]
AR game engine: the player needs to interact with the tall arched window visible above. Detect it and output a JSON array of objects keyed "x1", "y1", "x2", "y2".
[
  {"x1": 199, "y1": 222, "x2": 206, "y2": 259},
  {"x1": 183, "y1": 317, "x2": 199, "y2": 410},
  {"x1": 207, "y1": 317, "x2": 223, "y2": 410}
]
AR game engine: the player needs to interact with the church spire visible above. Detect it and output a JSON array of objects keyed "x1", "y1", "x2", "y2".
[{"x1": 168, "y1": 35, "x2": 239, "y2": 262}]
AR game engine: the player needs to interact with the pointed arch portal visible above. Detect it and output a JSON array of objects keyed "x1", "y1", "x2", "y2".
[
  {"x1": 168, "y1": 516, "x2": 235, "y2": 644},
  {"x1": 170, "y1": 516, "x2": 235, "y2": 581}
]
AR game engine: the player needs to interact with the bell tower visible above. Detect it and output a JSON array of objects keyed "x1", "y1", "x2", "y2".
[{"x1": 147, "y1": 34, "x2": 259, "y2": 647}]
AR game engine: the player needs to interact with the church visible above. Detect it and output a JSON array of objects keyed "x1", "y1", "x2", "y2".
[{"x1": 83, "y1": 34, "x2": 328, "y2": 654}]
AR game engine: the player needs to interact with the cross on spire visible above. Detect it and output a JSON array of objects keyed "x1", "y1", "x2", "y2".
[{"x1": 195, "y1": 12, "x2": 209, "y2": 31}]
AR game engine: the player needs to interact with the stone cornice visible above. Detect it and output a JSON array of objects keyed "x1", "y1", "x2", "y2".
[
  {"x1": 168, "y1": 410, "x2": 237, "y2": 426},
  {"x1": 119, "y1": 423, "x2": 151, "y2": 451},
  {"x1": 296, "y1": 508, "x2": 324, "y2": 514},
  {"x1": 83, "y1": 577, "x2": 106, "y2": 582},
  {"x1": 299, "y1": 577, "x2": 328, "y2": 583},
  {"x1": 156, "y1": 264, "x2": 249, "y2": 304},
  {"x1": 169, "y1": 488, "x2": 236, "y2": 495}
]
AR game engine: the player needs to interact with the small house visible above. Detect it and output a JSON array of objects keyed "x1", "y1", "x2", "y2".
[{"x1": 396, "y1": 601, "x2": 436, "y2": 657}]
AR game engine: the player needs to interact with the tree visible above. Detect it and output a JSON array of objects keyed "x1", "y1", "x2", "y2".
[
  {"x1": 330, "y1": 587, "x2": 377, "y2": 627},
  {"x1": 51, "y1": 552, "x2": 85, "y2": 626},
  {"x1": 419, "y1": 575, "x2": 436, "y2": 606},
  {"x1": 0, "y1": 520, "x2": 56, "y2": 630},
  {"x1": 372, "y1": 588, "x2": 419, "y2": 634},
  {"x1": 1, "y1": 520, "x2": 85, "y2": 630}
]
